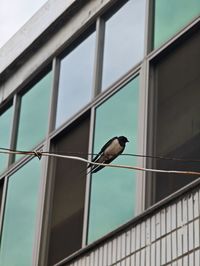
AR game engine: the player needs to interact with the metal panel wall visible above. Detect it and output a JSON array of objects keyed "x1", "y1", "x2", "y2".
[{"x1": 56, "y1": 186, "x2": 200, "y2": 266}]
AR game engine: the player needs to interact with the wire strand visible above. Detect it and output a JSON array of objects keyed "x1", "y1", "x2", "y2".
[{"x1": 0, "y1": 147, "x2": 200, "y2": 176}]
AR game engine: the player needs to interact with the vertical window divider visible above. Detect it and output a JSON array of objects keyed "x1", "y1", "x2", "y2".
[
  {"x1": 33, "y1": 140, "x2": 52, "y2": 266},
  {"x1": 82, "y1": 107, "x2": 95, "y2": 247},
  {"x1": 135, "y1": 62, "x2": 149, "y2": 215},
  {"x1": 92, "y1": 17, "x2": 105, "y2": 97},
  {"x1": 0, "y1": 176, "x2": 8, "y2": 243},
  {"x1": 144, "y1": 0, "x2": 154, "y2": 55},
  {"x1": 145, "y1": 62, "x2": 158, "y2": 207},
  {"x1": 8, "y1": 94, "x2": 21, "y2": 165},
  {"x1": 48, "y1": 58, "x2": 61, "y2": 133}
]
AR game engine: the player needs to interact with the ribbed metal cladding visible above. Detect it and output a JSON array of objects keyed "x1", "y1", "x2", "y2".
[{"x1": 60, "y1": 186, "x2": 200, "y2": 266}]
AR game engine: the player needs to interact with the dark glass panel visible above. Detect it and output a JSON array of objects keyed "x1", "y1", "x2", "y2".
[
  {"x1": 48, "y1": 114, "x2": 90, "y2": 265},
  {"x1": 153, "y1": 28, "x2": 200, "y2": 202}
]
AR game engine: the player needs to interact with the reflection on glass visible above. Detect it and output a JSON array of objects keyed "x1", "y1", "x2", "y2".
[
  {"x1": 55, "y1": 32, "x2": 96, "y2": 128},
  {"x1": 16, "y1": 71, "x2": 52, "y2": 155},
  {"x1": 154, "y1": 32, "x2": 200, "y2": 202},
  {"x1": 0, "y1": 158, "x2": 41, "y2": 266},
  {"x1": 88, "y1": 77, "x2": 139, "y2": 243},
  {"x1": 154, "y1": 0, "x2": 200, "y2": 48},
  {"x1": 0, "y1": 105, "x2": 13, "y2": 173},
  {"x1": 102, "y1": 0, "x2": 145, "y2": 90}
]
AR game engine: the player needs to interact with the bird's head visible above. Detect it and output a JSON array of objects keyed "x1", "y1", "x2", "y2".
[{"x1": 118, "y1": 136, "x2": 129, "y2": 144}]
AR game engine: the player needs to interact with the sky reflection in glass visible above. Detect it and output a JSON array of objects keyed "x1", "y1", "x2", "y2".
[
  {"x1": 56, "y1": 32, "x2": 95, "y2": 128},
  {"x1": 102, "y1": 0, "x2": 145, "y2": 90}
]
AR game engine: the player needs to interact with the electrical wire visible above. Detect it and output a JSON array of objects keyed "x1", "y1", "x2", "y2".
[{"x1": 0, "y1": 147, "x2": 200, "y2": 176}]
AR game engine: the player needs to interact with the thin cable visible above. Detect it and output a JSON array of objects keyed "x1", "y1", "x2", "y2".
[
  {"x1": 1, "y1": 147, "x2": 200, "y2": 163},
  {"x1": 41, "y1": 152, "x2": 200, "y2": 176},
  {"x1": 0, "y1": 148, "x2": 200, "y2": 176}
]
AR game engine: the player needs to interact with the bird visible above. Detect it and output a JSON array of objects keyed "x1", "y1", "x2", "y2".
[{"x1": 88, "y1": 136, "x2": 129, "y2": 173}]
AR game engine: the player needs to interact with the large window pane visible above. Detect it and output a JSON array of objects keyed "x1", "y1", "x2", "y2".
[
  {"x1": 154, "y1": 0, "x2": 200, "y2": 49},
  {"x1": 48, "y1": 114, "x2": 90, "y2": 265},
  {"x1": 0, "y1": 105, "x2": 13, "y2": 173},
  {"x1": 16, "y1": 71, "x2": 52, "y2": 154},
  {"x1": 56, "y1": 32, "x2": 95, "y2": 128},
  {"x1": 152, "y1": 28, "x2": 200, "y2": 203},
  {"x1": 0, "y1": 158, "x2": 41, "y2": 266},
  {"x1": 102, "y1": 0, "x2": 145, "y2": 90},
  {"x1": 88, "y1": 77, "x2": 139, "y2": 243}
]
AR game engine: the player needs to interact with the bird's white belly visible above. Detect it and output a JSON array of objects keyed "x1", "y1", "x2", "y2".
[{"x1": 104, "y1": 139, "x2": 123, "y2": 159}]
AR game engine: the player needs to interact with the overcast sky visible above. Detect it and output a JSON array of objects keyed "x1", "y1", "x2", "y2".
[{"x1": 0, "y1": 0, "x2": 47, "y2": 48}]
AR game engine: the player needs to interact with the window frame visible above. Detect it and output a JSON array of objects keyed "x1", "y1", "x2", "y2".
[{"x1": 146, "y1": 22, "x2": 200, "y2": 207}]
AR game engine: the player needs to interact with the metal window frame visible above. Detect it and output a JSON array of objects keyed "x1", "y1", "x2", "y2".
[
  {"x1": 0, "y1": 1, "x2": 199, "y2": 266},
  {"x1": 145, "y1": 17, "x2": 200, "y2": 208}
]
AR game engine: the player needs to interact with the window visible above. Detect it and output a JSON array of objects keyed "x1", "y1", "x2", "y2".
[
  {"x1": 55, "y1": 31, "x2": 96, "y2": 128},
  {"x1": 0, "y1": 104, "x2": 13, "y2": 173},
  {"x1": 16, "y1": 71, "x2": 52, "y2": 157},
  {"x1": 87, "y1": 77, "x2": 139, "y2": 243},
  {"x1": 102, "y1": 0, "x2": 145, "y2": 90},
  {"x1": 0, "y1": 158, "x2": 41, "y2": 266},
  {"x1": 153, "y1": 0, "x2": 200, "y2": 49},
  {"x1": 150, "y1": 28, "x2": 200, "y2": 203},
  {"x1": 48, "y1": 114, "x2": 90, "y2": 265}
]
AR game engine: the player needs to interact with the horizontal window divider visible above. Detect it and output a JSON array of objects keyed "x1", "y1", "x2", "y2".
[{"x1": 49, "y1": 63, "x2": 141, "y2": 141}]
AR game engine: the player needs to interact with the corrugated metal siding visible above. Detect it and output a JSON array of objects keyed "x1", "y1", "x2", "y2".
[{"x1": 60, "y1": 188, "x2": 200, "y2": 266}]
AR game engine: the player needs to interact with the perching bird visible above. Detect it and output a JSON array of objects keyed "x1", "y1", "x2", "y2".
[{"x1": 88, "y1": 136, "x2": 129, "y2": 173}]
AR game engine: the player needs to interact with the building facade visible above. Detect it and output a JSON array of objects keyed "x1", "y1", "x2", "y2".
[{"x1": 0, "y1": 0, "x2": 200, "y2": 265}]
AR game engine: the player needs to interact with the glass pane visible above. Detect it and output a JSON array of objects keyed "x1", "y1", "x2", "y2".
[
  {"x1": 154, "y1": 0, "x2": 200, "y2": 48},
  {"x1": 102, "y1": 0, "x2": 145, "y2": 90},
  {"x1": 56, "y1": 32, "x2": 95, "y2": 128},
  {"x1": 0, "y1": 158, "x2": 41, "y2": 266},
  {"x1": 48, "y1": 115, "x2": 90, "y2": 265},
  {"x1": 88, "y1": 77, "x2": 139, "y2": 243},
  {"x1": 0, "y1": 105, "x2": 13, "y2": 173},
  {"x1": 16, "y1": 71, "x2": 52, "y2": 154},
  {"x1": 153, "y1": 28, "x2": 200, "y2": 202}
]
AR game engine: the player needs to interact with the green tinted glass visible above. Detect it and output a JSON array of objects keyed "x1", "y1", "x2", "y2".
[
  {"x1": 16, "y1": 72, "x2": 52, "y2": 154},
  {"x1": 0, "y1": 105, "x2": 13, "y2": 173},
  {"x1": 88, "y1": 77, "x2": 139, "y2": 243},
  {"x1": 0, "y1": 158, "x2": 41, "y2": 266},
  {"x1": 154, "y1": 0, "x2": 200, "y2": 48}
]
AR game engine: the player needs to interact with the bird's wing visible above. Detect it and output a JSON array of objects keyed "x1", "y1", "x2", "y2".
[
  {"x1": 99, "y1": 136, "x2": 118, "y2": 153},
  {"x1": 92, "y1": 146, "x2": 125, "y2": 173},
  {"x1": 88, "y1": 136, "x2": 117, "y2": 166}
]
